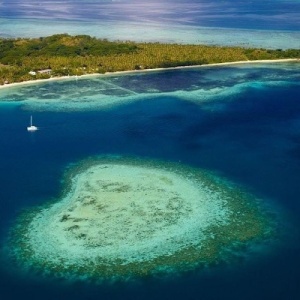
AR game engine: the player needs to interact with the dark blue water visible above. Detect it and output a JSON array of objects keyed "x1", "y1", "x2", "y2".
[
  {"x1": 0, "y1": 64, "x2": 300, "y2": 299},
  {"x1": 1, "y1": 0, "x2": 299, "y2": 31}
]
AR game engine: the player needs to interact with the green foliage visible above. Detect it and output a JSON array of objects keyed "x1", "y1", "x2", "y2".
[
  {"x1": 0, "y1": 34, "x2": 299, "y2": 84},
  {"x1": 0, "y1": 34, "x2": 138, "y2": 60}
]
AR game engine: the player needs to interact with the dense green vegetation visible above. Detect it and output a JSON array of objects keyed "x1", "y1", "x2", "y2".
[{"x1": 0, "y1": 34, "x2": 299, "y2": 84}]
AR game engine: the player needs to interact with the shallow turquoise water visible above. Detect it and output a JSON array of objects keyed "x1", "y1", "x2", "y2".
[
  {"x1": 1, "y1": 0, "x2": 299, "y2": 48},
  {"x1": 0, "y1": 62, "x2": 300, "y2": 299}
]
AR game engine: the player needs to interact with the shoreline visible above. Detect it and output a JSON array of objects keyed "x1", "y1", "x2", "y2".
[{"x1": 0, "y1": 58, "x2": 299, "y2": 91}]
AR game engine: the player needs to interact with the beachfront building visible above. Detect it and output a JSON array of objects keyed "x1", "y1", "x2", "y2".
[
  {"x1": 38, "y1": 69, "x2": 52, "y2": 75},
  {"x1": 29, "y1": 69, "x2": 52, "y2": 76}
]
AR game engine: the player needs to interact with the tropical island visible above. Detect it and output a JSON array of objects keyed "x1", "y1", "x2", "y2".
[{"x1": 0, "y1": 34, "x2": 299, "y2": 85}]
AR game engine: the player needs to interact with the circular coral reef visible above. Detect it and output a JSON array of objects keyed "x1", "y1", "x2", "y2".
[{"x1": 6, "y1": 157, "x2": 277, "y2": 282}]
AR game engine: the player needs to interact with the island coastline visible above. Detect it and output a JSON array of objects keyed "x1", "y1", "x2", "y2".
[{"x1": 0, "y1": 58, "x2": 298, "y2": 91}]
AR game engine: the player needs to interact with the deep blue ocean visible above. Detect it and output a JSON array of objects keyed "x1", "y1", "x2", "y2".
[
  {"x1": 0, "y1": 1, "x2": 300, "y2": 299},
  {"x1": 0, "y1": 63, "x2": 300, "y2": 299},
  {"x1": 1, "y1": 0, "x2": 299, "y2": 31},
  {"x1": 0, "y1": 0, "x2": 299, "y2": 48}
]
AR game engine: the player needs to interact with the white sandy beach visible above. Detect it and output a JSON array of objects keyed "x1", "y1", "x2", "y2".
[{"x1": 0, "y1": 59, "x2": 298, "y2": 91}]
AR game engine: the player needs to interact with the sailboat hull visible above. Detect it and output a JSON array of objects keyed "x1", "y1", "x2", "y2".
[
  {"x1": 27, "y1": 115, "x2": 38, "y2": 131},
  {"x1": 27, "y1": 126, "x2": 38, "y2": 131}
]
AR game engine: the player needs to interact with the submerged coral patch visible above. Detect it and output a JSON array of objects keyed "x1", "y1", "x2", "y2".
[
  {"x1": 0, "y1": 63, "x2": 299, "y2": 113},
  {"x1": 6, "y1": 157, "x2": 277, "y2": 282}
]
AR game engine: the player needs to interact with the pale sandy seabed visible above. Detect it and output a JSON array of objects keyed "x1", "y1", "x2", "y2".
[{"x1": 5, "y1": 157, "x2": 279, "y2": 282}]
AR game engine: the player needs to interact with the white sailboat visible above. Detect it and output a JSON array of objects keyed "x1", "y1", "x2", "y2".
[{"x1": 27, "y1": 115, "x2": 38, "y2": 131}]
